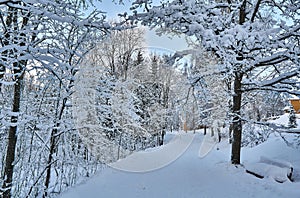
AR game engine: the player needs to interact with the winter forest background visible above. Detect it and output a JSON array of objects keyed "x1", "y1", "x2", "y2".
[{"x1": 0, "y1": 0, "x2": 299, "y2": 197}]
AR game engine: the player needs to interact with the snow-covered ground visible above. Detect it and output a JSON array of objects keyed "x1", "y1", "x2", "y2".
[{"x1": 60, "y1": 117, "x2": 300, "y2": 198}]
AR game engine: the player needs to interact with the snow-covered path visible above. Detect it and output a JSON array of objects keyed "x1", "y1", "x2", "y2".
[{"x1": 61, "y1": 131, "x2": 300, "y2": 198}]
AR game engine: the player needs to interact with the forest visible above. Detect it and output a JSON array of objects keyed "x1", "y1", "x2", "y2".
[{"x1": 0, "y1": 0, "x2": 299, "y2": 197}]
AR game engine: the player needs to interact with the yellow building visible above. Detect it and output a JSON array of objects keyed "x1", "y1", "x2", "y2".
[{"x1": 289, "y1": 98, "x2": 300, "y2": 114}]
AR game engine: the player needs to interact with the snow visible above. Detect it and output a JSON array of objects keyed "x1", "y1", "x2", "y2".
[
  {"x1": 269, "y1": 113, "x2": 300, "y2": 128},
  {"x1": 244, "y1": 156, "x2": 294, "y2": 183},
  {"x1": 60, "y1": 129, "x2": 300, "y2": 198},
  {"x1": 110, "y1": 132, "x2": 195, "y2": 172},
  {"x1": 198, "y1": 133, "x2": 218, "y2": 158}
]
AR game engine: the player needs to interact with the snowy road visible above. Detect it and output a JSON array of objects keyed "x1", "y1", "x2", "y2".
[
  {"x1": 109, "y1": 132, "x2": 195, "y2": 172},
  {"x1": 61, "y1": 131, "x2": 300, "y2": 198}
]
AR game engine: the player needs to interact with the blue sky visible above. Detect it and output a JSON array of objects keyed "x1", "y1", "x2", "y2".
[{"x1": 95, "y1": 1, "x2": 188, "y2": 52}]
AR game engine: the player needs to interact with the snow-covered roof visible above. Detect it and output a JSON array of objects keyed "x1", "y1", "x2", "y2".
[
  {"x1": 289, "y1": 98, "x2": 300, "y2": 101},
  {"x1": 289, "y1": 95, "x2": 300, "y2": 100}
]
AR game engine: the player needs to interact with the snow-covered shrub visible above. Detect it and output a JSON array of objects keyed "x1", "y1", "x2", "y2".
[
  {"x1": 288, "y1": 108, "x2": 297, "y2": 128},
  {"x1": 242, "y1": 123, "x2": 270, "y2": 147}
]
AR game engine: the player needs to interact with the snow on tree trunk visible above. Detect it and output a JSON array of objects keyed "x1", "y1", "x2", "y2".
[
  {"x1": 1, "y1": 5, "x2": 27, "y2": 196},
  {"x1": 2, "y1": 75, "x2": 23, "y2": 198},
  {"x1": 231, "y1": 73, "x2": 243, "y2": 164}
]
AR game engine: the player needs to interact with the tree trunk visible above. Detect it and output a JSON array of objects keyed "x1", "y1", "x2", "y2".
[
  {"x1": 43, "y1": 129, "x2": 57, "y2": 198},
  {"x1": 231, "y1": 0, "x2": 246, "y2": 165},
  {"x1": 2, "y1": 75, "x2": 23, "y2": 198},
  {"x1": 1, "y1": 6, "x2": 29, "y2": 195},
  {"x1": 231, "y1": 73, "x2": 243, "y2": 165},
  {"x1": 43, "y1": 96, "x2": 67, "y2": 197},
  {"x1": 0, "y1": 63, "x2": 5, "y2": 91},
  {"x1": 159, "y1": 130, "x2": 165, "y2": 146}
]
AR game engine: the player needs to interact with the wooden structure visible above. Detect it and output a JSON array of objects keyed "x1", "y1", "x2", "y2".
[{"x1": 289, "y1": 98, "x2": 300, "y2": 114}]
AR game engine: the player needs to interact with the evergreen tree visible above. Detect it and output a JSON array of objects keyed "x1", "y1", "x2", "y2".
[{"x1": 288, "y1": 108, "x2": 297, "y2": 128}]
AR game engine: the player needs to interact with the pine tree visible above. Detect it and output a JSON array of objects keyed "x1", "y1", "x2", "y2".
[
  {"x1": 288, "y1": 108, "x2": 297, "y2": 128},
  {"x1": 134, "y1": 50, "x2": 144, "y2": 66}
]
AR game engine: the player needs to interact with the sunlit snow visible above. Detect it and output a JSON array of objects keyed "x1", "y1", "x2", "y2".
[{"x1": 61, "y1": 116, "x2": 300, "y2": 198}]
